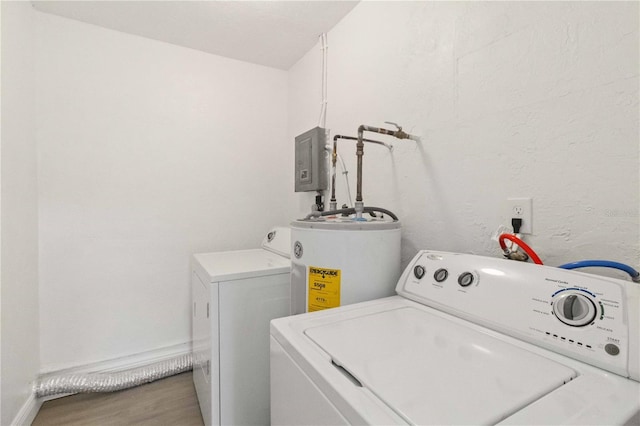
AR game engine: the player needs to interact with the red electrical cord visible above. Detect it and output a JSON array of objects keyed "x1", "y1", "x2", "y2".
[{"x1": 499, "y1": 234, "x2": 544, "y2": 265}]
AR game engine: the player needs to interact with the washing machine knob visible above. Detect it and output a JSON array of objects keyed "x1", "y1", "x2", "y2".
[
  {"x1": 458, "y1": 272, "x2": 474, "y2": 287},
  {"x1": 413, "y1": 265, "x2": 426, "y2": 279},
  {"x1": 434, "y1": 268, "x2": 448, "y2": 282},
  {"x1": 553, "y1": 292, "x2": 597, "y2": 327}
]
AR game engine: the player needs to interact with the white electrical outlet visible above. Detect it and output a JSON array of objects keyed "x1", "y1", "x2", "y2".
[{"x1": 506, "y1": 198, "x2": 533, "y2": 234}]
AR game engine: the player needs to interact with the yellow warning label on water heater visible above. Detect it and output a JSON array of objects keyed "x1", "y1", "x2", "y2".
[{"x1": 308, "y1": 266, "x2": 341, "y2": 312}]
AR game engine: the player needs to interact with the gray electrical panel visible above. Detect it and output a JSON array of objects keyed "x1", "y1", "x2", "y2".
[{"x1": 295, "y1": 127, "x2": 327, "y2": 192}]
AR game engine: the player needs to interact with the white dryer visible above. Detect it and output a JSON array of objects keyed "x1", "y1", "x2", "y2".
[
  {"x1": 271, "y1": 250, "x2": 640, "y2": 425},
  {"x1": 192, "y1": 227, "x2": 291, "y2": 426}
]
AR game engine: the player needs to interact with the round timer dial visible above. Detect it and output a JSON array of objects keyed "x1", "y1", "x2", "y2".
[{"x1": 553, "y1": 292, "x2": 597, "y2": 327}]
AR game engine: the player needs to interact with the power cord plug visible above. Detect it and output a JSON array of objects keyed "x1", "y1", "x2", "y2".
[
  {"x1": 511, "y1": 218, "x2": 523, "y2": 234},
  {"x1": 506, "y1": 218, "x2": 528, "y2": 261}
]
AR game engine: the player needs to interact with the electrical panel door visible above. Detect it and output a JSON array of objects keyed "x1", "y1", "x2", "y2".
[{"x1": 295, "y1": 127, "x2": 327, "y2": 192}]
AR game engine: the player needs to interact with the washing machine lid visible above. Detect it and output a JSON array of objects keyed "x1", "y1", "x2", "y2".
[
  {"x1": 304, "y1": 306, "x2": 577, "y2": 425},
  {"x1": 194, "y1": 249, "x2": 290, "y2": 282}
]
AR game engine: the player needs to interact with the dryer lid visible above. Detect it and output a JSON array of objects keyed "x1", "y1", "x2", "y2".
[
  {"x1": 194, "y1": 249, "x2": 290, "y2": 282},
  {"x1": 304, "y1": 307, "x2": 577, "y2": 425}
]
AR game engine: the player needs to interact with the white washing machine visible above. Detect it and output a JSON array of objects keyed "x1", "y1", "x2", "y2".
[
  {"x1": 271, "y1": 250, "x2": 640, "y2": 425},
  {"x1": 192, "y1": 226, "x2": 291, "y2": 426}
]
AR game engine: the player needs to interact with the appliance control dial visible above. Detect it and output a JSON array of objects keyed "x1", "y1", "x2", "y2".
[
  {"x1": 414, "y1": 265, "x2": 426, "y2": 280},
  {"x1": 458, "y1": 272, "x2": 474, "y2": 287},
  {"x1": 553, "y1": 292, "x2": 597, "y2": 327},
  {"x1": 434, "y1": 268, "x2": 448, "y2": 282}
]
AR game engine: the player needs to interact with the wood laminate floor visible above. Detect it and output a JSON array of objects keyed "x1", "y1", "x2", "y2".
[{"x1": 32, "y1": 372, "x2": 204, "y2": 426}]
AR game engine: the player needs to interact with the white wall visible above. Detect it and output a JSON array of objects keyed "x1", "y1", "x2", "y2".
[
  {"x1": 1, "y1": 2, "x2": 40, "y2": 424},
  {"x1": 36, "y1": 13, "x2": 290, "y2": 371},
  {"x1": 289, "y1": 2, "x2": 639, "y2": 274},
  {"x1": 1, "y1": 4, "x2": 3, "y2": 420}
]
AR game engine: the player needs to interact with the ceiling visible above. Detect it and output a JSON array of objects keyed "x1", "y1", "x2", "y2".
[{"x1": 31, "y1": 1, "x2": 359, "y2": 70}]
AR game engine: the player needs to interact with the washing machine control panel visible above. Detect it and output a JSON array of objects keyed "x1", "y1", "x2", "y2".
[{"x1": 396, "y1": 250, "x2": 639, "y2": 380}]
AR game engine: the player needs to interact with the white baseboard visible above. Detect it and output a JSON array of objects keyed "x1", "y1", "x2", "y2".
[
  {"x1": 12, "y1": 392, "x2": 42, "y2": 426},
  {"x1": 38, "y1": 341, "x2": 192, "y2": 402}
]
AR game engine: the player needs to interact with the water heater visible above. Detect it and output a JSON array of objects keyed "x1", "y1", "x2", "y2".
[{"x1": 290, "y1": 218, "x2": 401, "y2": 314}]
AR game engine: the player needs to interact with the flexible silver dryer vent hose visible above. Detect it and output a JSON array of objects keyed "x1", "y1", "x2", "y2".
[{"x1": 34, "y1": 353, "x2": 192, "y2": 398}]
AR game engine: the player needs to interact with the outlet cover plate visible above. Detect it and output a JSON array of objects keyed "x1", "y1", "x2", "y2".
[{"x1": 506, "y1": 197, "x2": 533, "y2": 234}]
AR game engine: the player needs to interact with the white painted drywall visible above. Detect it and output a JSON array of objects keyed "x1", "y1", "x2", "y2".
[
  {"x1": 36, "y1": 13, "x2": 289, "y2": 371},
  {"x1": 1, "y1": 5, "x2": 3, "y2": 421},
  {"x1": 289, "y1": 1, "x2": 639, "y2": 275},
  {"x1": 1, "y1": 2, "x2": 40, "y2": 424}
]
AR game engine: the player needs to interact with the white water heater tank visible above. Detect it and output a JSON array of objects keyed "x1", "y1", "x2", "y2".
[{"x1": 290, "y1": 218, "x2": 401, "y2": 314}]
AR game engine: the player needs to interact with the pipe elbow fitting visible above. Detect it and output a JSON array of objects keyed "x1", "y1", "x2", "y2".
[{"x1": 304, "y1": 211, "x2": 322, "y2": 220}]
